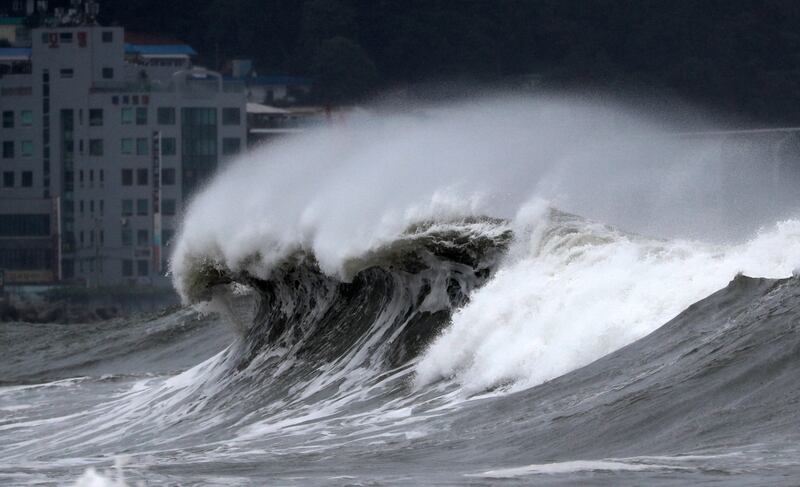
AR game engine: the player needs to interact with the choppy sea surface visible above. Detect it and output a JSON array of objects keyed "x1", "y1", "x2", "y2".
[
  {"x1": 2, "y1": 212, "x2": 800, "y2": 486},
  {"x1": 3, "y1": 97, "x2": 800, "y2": 485}
]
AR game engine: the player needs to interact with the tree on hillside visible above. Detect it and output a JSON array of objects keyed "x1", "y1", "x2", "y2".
[
  {"x1": 293, "y1": 0, "x2": 356, "y2": 71},
  {"x1": 311, "y1": 36, "x2": 378, "y2": 104}
]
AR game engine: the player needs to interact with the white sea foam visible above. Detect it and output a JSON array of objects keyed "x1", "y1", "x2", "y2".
[
  {"x1": 470, "y1": 459, "x2": 689, "y2": 478},
  {"x1": 170, "y1": 95, "x2": 800, "y2": 393},
  {"x1": 415, "y1": 208, "x2": 800, "y2": 392},
  {"x1": 72, "y1": 457, "x2": 135, "y2": 487}
]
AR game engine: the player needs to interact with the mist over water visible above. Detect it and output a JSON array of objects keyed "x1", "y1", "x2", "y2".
[{"x1": 173, "y1": 95, "x2": 799, "y2": 301}]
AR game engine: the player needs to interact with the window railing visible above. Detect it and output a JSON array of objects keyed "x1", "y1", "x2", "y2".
[
  {"x1": 0, "y1": 86, "x2": 33, "y2": 96},
  {"x1": 89, "y1": 80, "x2": 172, "y2": 94}
]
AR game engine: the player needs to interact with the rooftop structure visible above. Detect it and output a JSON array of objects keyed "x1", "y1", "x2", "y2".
[{"x1": 227, "y1": 58, "x2": 312, "y2": 106}]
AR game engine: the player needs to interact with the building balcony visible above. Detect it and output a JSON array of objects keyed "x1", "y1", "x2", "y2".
[
  {"x1": 89, "y1": 80, "x2": 167, "y2": 94},
  {"x1": 88, "y1": 78, "x2": 244, "y2": 96}
]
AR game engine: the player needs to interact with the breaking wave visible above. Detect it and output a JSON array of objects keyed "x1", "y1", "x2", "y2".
[
  {"x1": 171, "y1": 96, "x2": 800, "y2": 394},
  {"x1": 5, "y1": 96, "x2": 800, "y2": 485}
]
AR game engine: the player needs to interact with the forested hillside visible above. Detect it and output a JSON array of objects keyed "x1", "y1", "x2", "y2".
[{"x1": 100, "y1": 0, "x2": 800, "y2": 123}]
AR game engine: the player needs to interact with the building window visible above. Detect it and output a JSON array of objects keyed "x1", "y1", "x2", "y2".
[
  {"x1": 21, "y1": 140, "x2": 33, "y2": 157},
  {"x1": 222, "y1": 107, "x2": 241, "y2": 125},
  {"x1": 21, "y1": 171, "x2": 32, "y2": 187},
  {"x1": 121, "y1": 199, "x2": 133, "y2": 216},
  {"x1": 162, "y1": 198, "x2": 176, "y2": 216},
  {"x1": 0, "y1": 214, "x2": 49, "y2": 237},
  {"x1": 222, "y1": 137, "x2": 241, "y2": 156},
  {"x1": 102, "y1": 67, "x2": 114, "y2": 79},
  {"x1": 121, "y1": 169, "x2": 133, "y2": 186},
  {"x1": 60, "y1": 68, "x2": 74, "y2": 79},
  {"x1": 121, "y1": 228, "x2": 132, "y2": 246},
  {"x1": 161, "y1": 167, "x2": 176, "y2": 185},
  {"x1": 102, "y1": 31, "x2": 113, "y2": 43},
  {"x1": 121, "y1": 138, "x2": 133, "y2": 154},
  {"x1": 136, "y1": 198, "x2": 148, "y2": 216},
  {"x1": 89, "y1": 139, "x2": 103, "y2": 156},
  {"x1": 136, "y1": 168, "x2": 148, "y2": 185},
  {"x1": 89, "y1": 109, "x2": 103, "y2": 126},
  {"x1": 59, "y1": 32, "x2": 73, "y2": 43},
  {"x1": 121, "y1": 107, "x2": 133, "y2": 124},
  {"x1": 122, "y1": 259, "x2": 133, "y2": 276},
  {"x1": 112, "y1": 96, "x2": 119, "y2": 105},
  {"x1": 162, "y1": 229, "x2": 174, "y2": 246},
  {"x1": 181, "y1": 107, "x2": 218, "y2": 196},
  {"x1": 137, "y1": 229, "x2": 148, "y2": 245},
  {"x1": 136, "y1": 137, "x2": 148, "y2": 155},
  {"x1": 161, "y1": 137, "x2": 176, "y2": 156},
  {"x1": 137, "y1": 259, "x2": 149, "y2": 276},
  {"x1": 2, "y1": 141, "x2": 13, "y2": 158},
  {"x1": 20, "y1": 110, "x2": 32, "y2": 126},
  {"x1": 3, "y1": 171, "x2": 14, "y2": 187},
  {"x1": 2, "y1": 111, "x2": 13, "y2": 128},
  {"x1": 157, "y1": 107, "x2": 175, "y2": 125},
  {"x1": 136, "y1": 107, "x2": 147, "y2": 125}
]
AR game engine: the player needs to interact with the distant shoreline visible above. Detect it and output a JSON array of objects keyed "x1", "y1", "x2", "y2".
[{"x1": 0, "y1": 285, "x2": 180, "y2": 324}]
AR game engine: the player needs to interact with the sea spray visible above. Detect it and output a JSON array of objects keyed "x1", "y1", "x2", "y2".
[
  {"x1": 171, "y1": 95, "x2": 800, "y2": 394},
  {"x1": 171, "y1": 96, "x2": 800, "y2": 304}
]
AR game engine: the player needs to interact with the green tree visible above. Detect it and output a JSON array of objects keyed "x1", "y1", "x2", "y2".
[{"x1": 301, "y1": 0, "x2": 355, "y2": 46}]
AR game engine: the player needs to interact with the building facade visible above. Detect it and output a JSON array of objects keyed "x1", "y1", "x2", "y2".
[{"x1": 0, "y1": 23, "x2": 246, "y2": 286}]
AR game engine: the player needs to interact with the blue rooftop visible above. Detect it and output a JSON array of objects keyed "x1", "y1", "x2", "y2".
[
  {"x1": 233, "y1": 75, "x2": 313, "y2": 86},
  {"x1": 125, "y1": 44, "x2": 197, "y2": 56},
  {"x1": 0, "y1": 47, "x2": 31, "y2": 59}
]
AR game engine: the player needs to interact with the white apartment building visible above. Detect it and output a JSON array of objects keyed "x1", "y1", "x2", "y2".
[{"x1": 0, "y1": 21, "x2": 246, "y2": 286}]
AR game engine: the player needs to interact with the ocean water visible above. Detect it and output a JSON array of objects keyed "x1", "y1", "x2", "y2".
[{"x1": 2, "y1": 96, "x2": 800, "y2": 485}]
